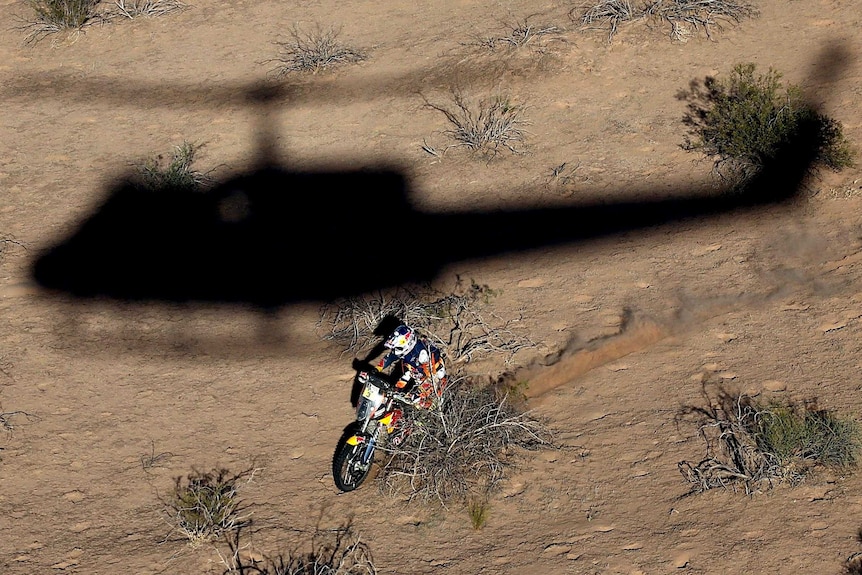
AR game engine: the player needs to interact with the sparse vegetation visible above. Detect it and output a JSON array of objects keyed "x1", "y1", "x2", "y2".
[
  {"x1": 467, "y1": 495, "x2": 490, "y2": 529},
  {"x1": 21, "y1": 0, "x2": 100, "y2": 43},
  {"x1": 646, "y1": 0, "x2": 759, "y2": 42},
  {"x1": 218, "y1": 522, "x2": 377, "y2": 575},
  {"x1": 317, "y1": 278, "x2": 536, "y2": 365},
  {"x1": 1, "y1": 407, "x2": 39, "y2": 435},
  {"x1": 140, "y1": 440, "x2": 174, "y2": 471},
  {"x1": 572, "y1": 0, "x2": 758, "y2": 43},
  {"x1": 678, "y1": 385, "x2": 862, "y2": 495},
  {"x1": 166, "y1": 468, "x2": 252, "y2": 546},
  {"x1": 269, "y1": 24, "x2": 367, "y2": 76},
  {"x1": 422, "y1": 89, "x2": 530, "y2": 157},
  {"x1": 136, "y1": 141, "x2": 209, "y2": 191},
  {"x1": 680, "y1": 63, "x2": 854, "y2": 185},
  {"x1": 376, "y1": 377, "x2": 555, "y2": 504},
  {"x1": 845, "y1": 554, "x2": 862, "y2": 575},
  {"x1": 576, "y1": 0, "x2": 641, "y2": 43},
  {"x1": 112, "y1": 0, "x2": 187, "y2": 19},
  {"x1": 470, "y1": 15, "x2": 565, "y2": 51}
]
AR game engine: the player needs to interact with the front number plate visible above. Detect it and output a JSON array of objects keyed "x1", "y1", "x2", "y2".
[{"x1": 362, "y1": 383, "x2": 380, "y2": 399}]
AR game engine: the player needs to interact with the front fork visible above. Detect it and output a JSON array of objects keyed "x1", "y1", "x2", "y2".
[{"x1": 361, "y1": 432, "x2": 378, "y2": 465}]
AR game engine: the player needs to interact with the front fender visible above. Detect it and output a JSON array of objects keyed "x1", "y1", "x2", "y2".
[{"x1": 346, "y1": 435, "x2": 365, "y2": 446}]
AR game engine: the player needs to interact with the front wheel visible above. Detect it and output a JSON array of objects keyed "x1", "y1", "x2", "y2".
[{"x1": 332, "y1": 431, "x2": 373, "y2": 492}]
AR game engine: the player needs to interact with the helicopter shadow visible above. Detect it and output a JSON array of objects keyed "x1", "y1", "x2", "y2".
[{"x1": 20, "y1": 42, "x2": 853, "y2": 356}]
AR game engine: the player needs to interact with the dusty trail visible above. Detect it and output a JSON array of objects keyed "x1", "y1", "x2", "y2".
[{"x1": 522, "y1": 246, "x2": 862, "y2": 401}]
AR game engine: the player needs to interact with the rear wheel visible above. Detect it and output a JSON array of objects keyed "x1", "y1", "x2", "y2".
[{"x1": 332, "y1": 431, "x2": 373, "y2": 492}]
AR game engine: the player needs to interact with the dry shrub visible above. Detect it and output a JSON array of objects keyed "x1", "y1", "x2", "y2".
[
  {"x1": 571, "y1": 0, "x2": 757, "y2": 43},
  {"x1": 645, "y1": 0, "x2": 759, "y2": 42},
  {"x1": 219, "y1": 522, "x2": 376, "y2": 575},
  {"x1": 317, "y1": 278, "x2": 536, "y2": 366},
  {"x1": 375, "y1": 377, "x2": 554, "y2": 504},
  {"x1": 470, "y1": 15, "x2": 565, "y2": 51},
  {"x1": 112, "y1": 0, "x2": 187, "y2": 18},
  {"x1": 21, "y1": 0, "x2": 100, "y2": 43},
  {"x1": 845, "y1": 550, "x2": 862, "y2": 575},
  {"x1": 166, "y1": 468, "x2": 253, "y2": 547},
  {"x1": 678, "y1": 384, "x2": 862, "y2": 495},
  {"x1": 270, "y1": 24, "x2": 366, "y2": 76},
  {"x1": 1, "y1": 407, "x2": 39, "y2": 435},
  {"x1": 422, "y1": 89, "x2": 529, "y2": 157},
  {"x1": 575, "y1": 0, "x2": 642, "y2": 42}
]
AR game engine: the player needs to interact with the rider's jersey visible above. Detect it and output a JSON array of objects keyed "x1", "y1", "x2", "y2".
[{"x1": 377, "y1": 338, "x2": 446, "y2": 390}]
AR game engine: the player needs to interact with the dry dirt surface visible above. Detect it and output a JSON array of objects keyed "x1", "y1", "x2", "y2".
[{"x1": 3, "y1": 0, "x2": 862, "y2": 573}]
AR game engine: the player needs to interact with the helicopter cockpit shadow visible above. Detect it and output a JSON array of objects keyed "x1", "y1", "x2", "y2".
[{"x1": 32, "y1": 163, "x2": 421, "y2": 310}]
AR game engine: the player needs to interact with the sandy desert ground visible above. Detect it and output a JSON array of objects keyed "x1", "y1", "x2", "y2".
[{"x1": 3, "y1": 0, "x2": 862, "y2": 573}]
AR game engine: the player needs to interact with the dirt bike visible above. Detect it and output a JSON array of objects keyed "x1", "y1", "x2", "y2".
[{"x1": 332, "y1": 369, "x2": 413, "y2": 492}]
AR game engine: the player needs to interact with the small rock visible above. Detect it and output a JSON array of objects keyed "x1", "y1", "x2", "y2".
[
  {"x1": 541, "y1": 451, "x2": 559, "y2": 463},
  {"x1": 517, "y1": 278, "x2": 544, "y2": 288},
  {"x1": 673, "y1": 552, "x2": 691, "y2": 568},
  {"x1": 543, "y1": 544, "x2": 572, "y2": 555},
  {"x1": 623, "y1": 542, "x2": 643, "y2": 551},
  {"x1": 13, "y1": 555, "x2": 30, "y2": 562},
  {"x1": 70, "y1": 522, "x2": 90, "y2": 533},
  {"x1": 502, "y1": 481, "x2": 525, "y2": 498},
  {"x1": 62, "y1": 491, "x2": 85, "y2": 503},
  {"x1": 593, "y1": 524, "x2": 615, "y2": 533},
  {"x1": 763, "y1": 380, "x2": 787, "y2": 392},
  {"x1": 717, "y1": 372, "x2": 737, "y2": 380},
  {"x1": 716, "y1": 332, "x2": 737, "y2": 343},
  {"x1": 811, "y1": 521, "x2": 829, "y2": 531},
  {"x1": 566, "y1": 552, "x2": 582, "y2": 560}
]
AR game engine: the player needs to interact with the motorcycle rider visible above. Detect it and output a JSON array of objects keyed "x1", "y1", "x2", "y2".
[{"x1": 376, "y1": 324, "x2": 447, "y2": 410}]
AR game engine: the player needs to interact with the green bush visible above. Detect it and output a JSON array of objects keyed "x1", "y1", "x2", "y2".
[
  {"x1": 137, "y1": 141, "x2": 208, "y2": 191},
  {"x1": 26, "y1": 0, "x2": 97, "y2": 29},
  {"x1": 679, "y1": 386, "x2": 862, "y2": 494},
  {"x1": 681, "y1": 63, "x2": 854, "y2": 184},
  {"x1": 754, "y1": 403, "x2": 862, "y2": 470},
  {"x1": 22, "y1": 0, "x2": 99, "y2": 43}
]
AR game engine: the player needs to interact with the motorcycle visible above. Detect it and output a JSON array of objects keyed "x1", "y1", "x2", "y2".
[{"x1": 332, "y1": 369, "x2": 412, "y2": 492}]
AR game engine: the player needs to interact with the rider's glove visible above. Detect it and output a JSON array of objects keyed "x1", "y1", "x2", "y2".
[{"x1": 396, "y1": 372, "x2": 412, "y2": 389}]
